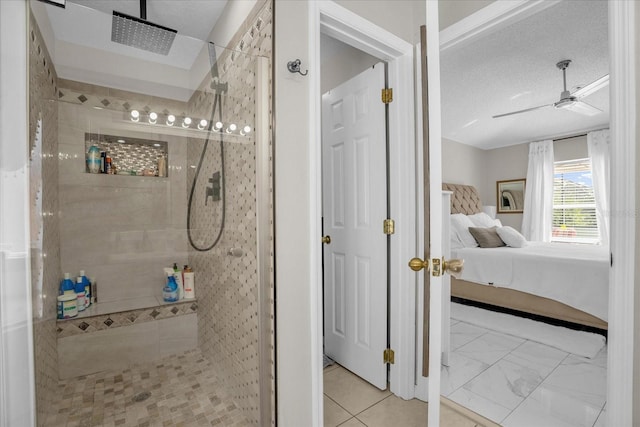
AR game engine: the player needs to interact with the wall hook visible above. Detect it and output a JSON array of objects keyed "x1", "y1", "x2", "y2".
[{"x1": 287, "y1": 59, "x2": 308, "y2": 76}]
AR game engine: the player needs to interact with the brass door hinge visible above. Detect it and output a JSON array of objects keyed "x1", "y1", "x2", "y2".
[
  {"x1": 381, "y1": 88, "x2": 393, "y2": 104},
  {"x1": 383, "y1": 219, "x2": 395, "y2": 235},
  {"x1": 383, "y1": 348, "x2": 395, "y2": 364}
]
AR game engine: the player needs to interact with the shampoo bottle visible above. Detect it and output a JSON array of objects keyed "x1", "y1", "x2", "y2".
[
  {"x1": 74, "y1": 277, "x2": 86, "y2": 311},
  {"x1": 59, "y1": 273, "x2": 75, "y2": 296},
  {"x1": 79, "y1": 270, "x2": 91, "y2": 307},
  {"x1": 183, "y1": 265, "x2": 195, "y2": 299},
  {"x1": 86, "y1": 146, "x2": 101, "y2": 174},
  {"x1": 173, "y1": 263, "x2": 184, "y2": 300}
]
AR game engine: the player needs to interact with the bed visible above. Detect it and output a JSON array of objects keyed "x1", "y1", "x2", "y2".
[{"x1": 443, "y1": 183, "x2": 609, "y2": 330}]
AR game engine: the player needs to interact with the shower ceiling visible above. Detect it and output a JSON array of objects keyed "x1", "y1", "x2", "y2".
[{"x1": 33, "y1": 0, "x2": 235, "y2": 100}]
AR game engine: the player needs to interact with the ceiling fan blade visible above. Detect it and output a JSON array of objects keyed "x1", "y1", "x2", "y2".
[
  {"x1": 560, "y1": 100, "x2": 603, "y2": 116},
  {"x1": 572, "y1": 74, "x2": 609, "y2": 99},
  {"x1": 492, "y1": 104, "x2": 552, "y2": 119}
]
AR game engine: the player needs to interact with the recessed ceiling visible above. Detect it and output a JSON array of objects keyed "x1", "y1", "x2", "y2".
[
  {"x1": 441, "y1": 0, "x2": 609, "y2": 150},
  {"x1": 32, "y1": 0, "x2": 231, "y2": 100}
]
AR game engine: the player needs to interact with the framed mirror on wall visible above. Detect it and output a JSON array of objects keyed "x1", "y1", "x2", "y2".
[{"x1": 497, "y1": 179, "x2": 526, "y2": 213}]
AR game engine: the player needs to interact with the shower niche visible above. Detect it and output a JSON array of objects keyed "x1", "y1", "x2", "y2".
[{"x1": 84, "y1": 133, "x2": 169, "y2": 177}]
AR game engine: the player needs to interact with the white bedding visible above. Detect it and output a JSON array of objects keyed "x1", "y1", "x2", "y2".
[{"x1": 452, "y1": 242, "x2": 609, "y2": 321}]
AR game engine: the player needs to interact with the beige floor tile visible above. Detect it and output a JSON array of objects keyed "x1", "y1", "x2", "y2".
[
  {"x1": 324, "y1": 363, "x2": 340, "y2": 374},
  {"x1": 324, "y1": 395, "x2": 352, "y2": 427},
  {"x1": 339, "y1": 417, "x2": 367, "y2": 427},
  {"x1": 324, "y1": 366, "x2": 391, "y2": 415},
  {"x1": 356, "y1": 395, "x2": 427, "y2": 427},
  {"x1": 441, "y1": 403, "x2": 480, "y2": 427}
]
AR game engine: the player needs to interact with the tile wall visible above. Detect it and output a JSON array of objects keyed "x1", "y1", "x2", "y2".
[
  {"x1": 56, "y1": 87, "x2": 189, "y2": 304},
  {"x1": 186, "y1": 1, "x2": 274, "y2": 424},
  {"x1": 29, "y1": 12, "x2": 61, "y2": 427}
]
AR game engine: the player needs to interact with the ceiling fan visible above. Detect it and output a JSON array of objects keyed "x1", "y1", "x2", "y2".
[{"x1": 492, "y1": 59, "x2": 609, "y2": 119}]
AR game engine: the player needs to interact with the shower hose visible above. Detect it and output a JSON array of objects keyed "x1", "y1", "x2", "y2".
[{"x1": 187, "y1": 90, "x2": 225, "y2": 251}]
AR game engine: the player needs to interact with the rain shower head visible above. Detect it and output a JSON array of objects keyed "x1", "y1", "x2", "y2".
[{"x1": 111, "y1": 0, "x2": 177, "y2": 56}]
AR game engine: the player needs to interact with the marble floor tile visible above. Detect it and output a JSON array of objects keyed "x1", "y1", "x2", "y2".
[
  {"x1": 502, "y1": 340, "x2": 568, "y2": 377},
  {"x1": 356, "y1": 395, "x2": 427, "y2": 427},
  {"x1": 441, "y1": 352, "x2": 490, "y2": 396},
  {"x1": 501, "y1": 386, "x2": 602, "y2": 427},
  {"x1": 448, "y1": 387, "x2": 512, "y2": 424},
  {"x1": 593, "y1": 408, "x2": 606, "y2": 427},
  {"x1": 463, "y1": 359, "x2": 544, "y2": 410},
  {"x1": 323, "y1": 365, "x2": 391, "y2": 415},
  {"x1": 456, "y1": 331, "x2": 525, "y2": 365},
  {"x1": 540, "y1": 361, "x2": 607, "y2": 409},
  {"x1": 562, "y1": 345, "x2": 607, "y2": 369},
  {"x1": 450, "y1": 322, "x2": 490, "y2": 350},
  {"x1": 324, "y1": 396, "x2": 351, "y2": 427}
]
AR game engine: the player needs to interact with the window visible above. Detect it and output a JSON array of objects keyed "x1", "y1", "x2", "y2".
[{"x1": 552, "y1": 158, "x2": 599, "y2": 244}]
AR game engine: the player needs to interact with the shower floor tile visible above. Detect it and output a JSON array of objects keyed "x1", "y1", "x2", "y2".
[{"x1": 47, "y1": 349, "x2": 251, "y2": 427}]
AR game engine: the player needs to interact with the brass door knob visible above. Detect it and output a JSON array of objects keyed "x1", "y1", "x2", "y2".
[
  {"x1": 408, "y1": 257, "x2": 429, "y2": 272},
  {"x1": 443, "y1": 258, "x2": 464, "y2": 279},
  {"x1": 322, "y1": 235, "x2": 331, "y2": 245}
]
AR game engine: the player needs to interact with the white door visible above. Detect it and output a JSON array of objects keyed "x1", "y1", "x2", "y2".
[{"x1": 322, "y1": 63, "x2": 388, "y2": 390}]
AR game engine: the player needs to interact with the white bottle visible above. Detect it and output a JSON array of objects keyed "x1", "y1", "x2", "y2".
[
  {"x1": 75, "y1": 277, "x2": 86, "y2": 311},
  {"x1": 183, "y1": 266, "x2": 195, "y2": 299}
]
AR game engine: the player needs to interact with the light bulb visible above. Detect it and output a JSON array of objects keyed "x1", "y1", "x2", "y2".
[
  {"x1": 182, "y1": 117, "x2": 192, "y2": 128},
  {"x1": 166, "y1": 114, "x2": 175, "y2": 126},
  {"x1": 226, "y1": 123, "x2": 237, "y2": 133},
  {"x1": 198, "y1": 119, "x2": 208, "y2": 130},
  {"x1": 130, "y1": 110, "x2": 140, "y2": 122},
  {"x1": 214, "y1": 121, "x2": 223, "y2": 130},
  {"x1": 243, "y1": 125, "x2": 252, "y2": 134},
  {"x1": 149, "y1": 112, "x2": 158, "y2": 124}
]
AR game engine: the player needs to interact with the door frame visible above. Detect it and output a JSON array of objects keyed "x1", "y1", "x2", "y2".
[
  {"x1": 308, "y1": 0, "x2": 417, "y2": 412},
  {"x1": 429, "y1": 1, "x2": 636, "y2": 425}
]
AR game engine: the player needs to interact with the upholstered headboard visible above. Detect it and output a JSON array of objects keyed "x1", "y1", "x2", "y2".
[{"x1": 442, "y1": 183, "x2": 483, "y2": 215}]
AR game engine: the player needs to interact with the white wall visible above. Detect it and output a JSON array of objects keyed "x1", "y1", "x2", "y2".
[
  {"x1": 334, "y1": 0, "x2": 425, "y2": 44},
  {"x1": 275, "y1": 1, "x2": 315, "y2": 424},
  {"x1": 320, "y1": 34, "x2": 379, "y2": 94},
  {"x1": 438, "y1": 0, "x2": 495, "y2": 30},
  {"x1": 442, "y1": 137, "x2": 488, "y2": 200}
]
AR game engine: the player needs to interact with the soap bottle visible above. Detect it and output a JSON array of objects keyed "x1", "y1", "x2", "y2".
[
  {"x1": 59, "y1": 273, "x2": 75, "y2": 296},
  {"x1": 79, "y1": 270, "x2": 91, "y2": 307},
  {"x1": 183, "y1": 265, "x2": 195, "y2": 299},
  {"x1": 163, "y1": 274, "x2": 179, "y2": 302},
  {"x1": 173, "y1": 262, "x2": 184, "y2": 300},
  {"x1": 86, "y1": 146, "x2": 101, "y2": 174},
  {"x1": 90, "y1": 277, "x2": 97, "y2": 304},
  {"x1": 74, "y1": 277, "x2": 86, "y2": 311},
  {"x1": 157, "y1": 155, "x2": 166, "y2": 177}
]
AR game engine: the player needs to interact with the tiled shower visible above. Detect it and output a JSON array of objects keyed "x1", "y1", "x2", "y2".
[{"x1": 28, "y1": 1, "x2": 274, "y2": 425}]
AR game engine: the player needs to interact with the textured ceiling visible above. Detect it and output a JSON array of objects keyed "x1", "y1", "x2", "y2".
[{"x1": 441, "y1": 0, "x2": 609, "y2": 150}]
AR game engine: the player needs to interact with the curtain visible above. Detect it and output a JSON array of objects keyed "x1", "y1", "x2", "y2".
[
  {"x1": 588, "y1": 129, "x2": 610, "y2": 245},
  {"x1": 521, "y1": 140, "x2": 554, "y2": 242}
]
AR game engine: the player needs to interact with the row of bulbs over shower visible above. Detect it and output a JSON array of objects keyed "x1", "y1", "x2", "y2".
[{"x1": 129, "y1": 109, "x2": 252, "y2": 136}]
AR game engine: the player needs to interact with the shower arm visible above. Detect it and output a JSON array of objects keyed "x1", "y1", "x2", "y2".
[{"x1": 140, "y1": 0, "x2": 146, "y2": 20}]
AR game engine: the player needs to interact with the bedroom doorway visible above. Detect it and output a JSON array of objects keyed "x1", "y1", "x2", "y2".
[{"x1": 441, "y1": 2, "x2": 608, "y2": 425}]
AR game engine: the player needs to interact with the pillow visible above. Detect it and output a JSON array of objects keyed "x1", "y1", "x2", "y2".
[
  {"x1": 450, "y1": 214, "x2": 478, "y2": 247},
  {"x1": 468, "y1": 212, "x2": 501, "y2": 228},
  {"x1": 450, "y1": 227, "x2": 464, "y2": 250},
  {"x1": 468, "y1": 226, "x2": 506, "y2": 248},
  {"x1": 496, "y1": 226, "x2": 528, "y2": 248}
]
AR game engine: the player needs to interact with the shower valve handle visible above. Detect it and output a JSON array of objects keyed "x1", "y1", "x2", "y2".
[{"x1": 205, "y1": 187, "x2": 214, "y2": 205}]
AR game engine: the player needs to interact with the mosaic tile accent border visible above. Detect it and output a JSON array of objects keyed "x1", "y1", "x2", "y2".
[{"x1": 56, "y1": 301, "x2": 198, "y2": 338}]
